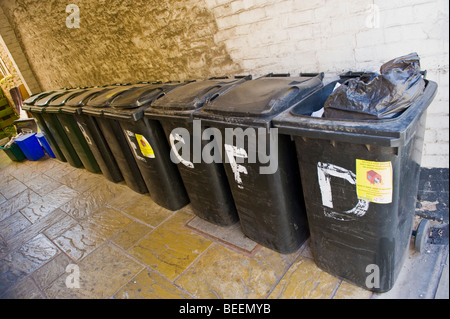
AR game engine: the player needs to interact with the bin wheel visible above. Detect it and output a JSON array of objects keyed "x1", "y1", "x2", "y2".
[{"x1": 414, "y1": 219, "x2": 431, "y2": 253}]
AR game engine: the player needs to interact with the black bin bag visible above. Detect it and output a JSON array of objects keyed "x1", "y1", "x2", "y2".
[{"x1": 324, "y1": 52, "x2": 426, "y2": 120}]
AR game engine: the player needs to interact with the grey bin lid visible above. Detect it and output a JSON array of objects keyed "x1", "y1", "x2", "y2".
[
  {"x1": 200, "y1": 74, "x2": 323, "y2": 119},
  {"x1": 149, "y1": 77, "x2": 249, "y2": 112}
]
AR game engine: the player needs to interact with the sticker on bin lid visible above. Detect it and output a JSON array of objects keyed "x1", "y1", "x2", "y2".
[
  {"x1": 356, "y1": 159, "x2": 393, "y2": 204},
  {"x1": 135, "y1": 133, "x2": 155, "y2": 158}
]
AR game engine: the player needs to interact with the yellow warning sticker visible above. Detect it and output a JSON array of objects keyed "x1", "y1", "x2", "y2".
[
  {"x1": 356, "y1": 159, "x2": 393, "y2": 204},
  {"x1": 135, "y1": 134, "x2": 155, "y2": 158}
]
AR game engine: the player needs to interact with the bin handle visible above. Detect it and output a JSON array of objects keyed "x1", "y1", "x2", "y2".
[
  {"x1": 103, "y1": 112, "x2": 132, "y2": 120},
  {"x1": 206, "y1": 75, "x2": 252, "y2": 103},
  {"x1": 264, "y1": 73, "x2": 291, "y2": 77},
  {"x1": 267, "y1": 87, "x2": 300, "y2": 114},
  {"x1": 208, "y1": 76, "x2": 229, "y2": 80},
  {"x1": 299, "y1": 72, "x2": 324, "y2": 79},
  {"x1": 155, "y1": 92, "x2": 166, "y2": 100}
]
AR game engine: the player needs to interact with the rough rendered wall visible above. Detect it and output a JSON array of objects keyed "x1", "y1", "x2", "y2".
[
  {"x1": 0, "y1": 0, "x2": 448, "y2": 167},
  {"x1": 0, "y1": 0, "x2": 242, "y2": 89}
]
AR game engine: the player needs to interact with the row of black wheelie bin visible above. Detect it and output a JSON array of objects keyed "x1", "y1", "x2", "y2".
[{"x1": 22, "y1": 53, "x2": 438, "y2": 292}]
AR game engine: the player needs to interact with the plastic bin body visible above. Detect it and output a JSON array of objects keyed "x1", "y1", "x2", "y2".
[
  {"x1": 36, "y1": 132, "x2": 55, "y2": 158},
  {"x1": 0, "y1": 141, "x2": 26, "y2": 162},
  {"x1": 145, "y1": 78, "x2": 250, "y2": 225},
  {"x1": 273, "y1": 79, "x2": 438, "y2": 292},
  {"x1": 61, "y1": 88, "x2": 124, "y2": 183},
  {"x1": 23, "y1": 92, "x2": 66, "y2": 162},
  {"x1": 104, "y1": 82, "x2": 189, "y2": 210},
  {"x1": 195, "y1": 74, "x2": 324, "y2": 252},
  {"x1": 31, "y1": 91, "x2": 83, "y2": 168},
  {"x1": 44, "y1": 91, "x2": 101, "y2": 174},
  {"x1": 83, "y1": 85, "x2": 148, "y2": 194},
  {"x1": 14, "y1": 133, "x2": 45, "y2": 161}
]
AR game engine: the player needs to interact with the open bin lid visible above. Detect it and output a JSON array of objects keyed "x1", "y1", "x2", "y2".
[
  {"x1": 196, "y1": 73, "x2": 323, "y2": 128},
  {"x1": 272, "y1": 79, "x2": 438, "y2": 147},
  {"x1": 146, "y1": 76, "x2": 252, "y2": 119},
  {"x1": 103, "y1": 82, "x2": 183, "y2": 121}
]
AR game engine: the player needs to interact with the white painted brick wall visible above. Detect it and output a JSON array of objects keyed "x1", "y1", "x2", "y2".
[{"x1": 204, "y1": 0, "x2": 449, "y2": 168}]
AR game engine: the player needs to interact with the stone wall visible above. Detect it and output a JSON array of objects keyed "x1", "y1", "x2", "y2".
[
  {"x1": 0, "y1": 0, "x2": 242, "y2": 89},
  {"x1": 0, "y1": 0, "x2": 448, "y2": 167}
]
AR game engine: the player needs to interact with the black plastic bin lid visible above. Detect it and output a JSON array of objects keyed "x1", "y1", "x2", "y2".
[
  {"x1": 196, "y1": 74, "x2": 323, "y2": 128},
  {"x1": 48, "y1": 89, "x2": 95, "y2": 114},
  {"x1": 49, "y1": 89, "x2": 89, "y2": 107},
  {"x1": 33, "y1": 90, "x2": 74, "y2": 107},
  {"x1": 63, "y1": 87, "x2": 111, "y2": 108},
  {"x1": 147, "y1": 77, "x2": 251, "y2": 117},
  {"x1": 110, "y1": 82, "x2": 182, "y2": 109},
  {"x1": 102, "y1": 82, "x2": 183, "y2": 121},
  {"x1": 85, "y1": 84, "x2": 146, "y2": 108},
  {"x1": 272, "y1": 79, "x2": 438, "y2": 147},
  {"x1": 23, "y1": 91, "x2": 56, "y2": 106}
]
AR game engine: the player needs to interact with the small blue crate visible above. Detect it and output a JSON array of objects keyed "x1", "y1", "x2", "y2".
[
  {"x1": 14, "y1": 132, "x2": 45, "y2": 161},
  {"x1": 36, "y1": 132, "x2": 56, "y2": 158}
]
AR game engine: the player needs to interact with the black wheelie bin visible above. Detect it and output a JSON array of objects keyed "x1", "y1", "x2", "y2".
[
  {"x1": 59, "y1": 87, "x2": 124, "y2": 183},
  {"x1": 22, "y1": 91, "x2": 67, "y2": 162},
  {"x1": 272, "y1": 53, "x2": 438, "y2": 292},
  {"x1": 44, "y1": 90, "x2": 101, "y2": 174},
  {"x1": 195, "y1": 73, "x2": 324, "y2": 253},
  {"x1": 82, "y1": 84, "x2": 149, "y2": 194},
  {"x1": 145, "y1": 76, "x2": 251, "y2": 226},
  {"x1": 105, "y1": 82, "x2": 190, "y2": 211},
  {"x1": 31, "y1": 90, "x2": 83, "y2": 168}
]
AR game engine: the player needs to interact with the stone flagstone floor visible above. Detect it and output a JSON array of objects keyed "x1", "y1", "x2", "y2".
[{"x1": 0, "y1": 152, "x2": 446, "y2": 299}]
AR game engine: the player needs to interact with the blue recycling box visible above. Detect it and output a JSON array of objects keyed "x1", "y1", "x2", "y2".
[
  {"x1": 36, "y1": 132, "x2": 56, "y2": 158},
  {"x1": 14, "y1": 133, "x2": 45, "y2": 161}
]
